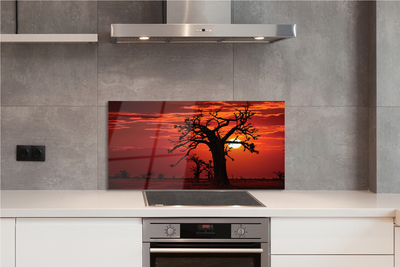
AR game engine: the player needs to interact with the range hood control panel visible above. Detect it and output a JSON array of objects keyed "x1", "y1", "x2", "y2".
[{"x1": 196, "y1": 29, "x2": 212, "y2": 32}]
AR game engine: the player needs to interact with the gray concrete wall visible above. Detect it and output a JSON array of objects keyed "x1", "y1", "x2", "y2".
[
  {"x1": 1, "y1": 1, "x2": 375, "y2": 190},
  {"x1": 374, "y1": 1, "x2": 400, "y2": 193},
  {"x1": 369, "y1": 1, "x2": 377, "y2": 193}
]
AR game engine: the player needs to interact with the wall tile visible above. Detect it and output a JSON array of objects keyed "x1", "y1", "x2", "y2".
[
  {"x1": 98, "y1": 1, "x2": 163, "y2": 44},
  {"x1": 0, "y1": 92, "x2": 1, "y2": 189},
  {"x1": 233, "y1": 1, "x2": 372, "y2": 107},
  {"x1": 377, "y1": 1, "x2": 400, "y2": 106},
  {"x1": 233, "y1": 1, "x2": 295, "y2": 25},
  {"x1": 369, "y1": 1, "x2": 377, "y2": 109},
  {"x1": 16, "y1": 1, "x2": 97, "y2": 34},
  {"x1": 1, "y1": 107, "x2": 98, "y2": 190},
  {"x1": 1, "y1": 44, "x2": 97, "y2": 106},
  {"x1": 97, "y1": 1, "x2": 233, "y2": 106},
  {"x1": 369, "y1": 105, "x2": 377, "y2": 193},
  {"x1": 374, "y1": 2, "x2": 400, "y2": 193},
  {"x1": 368, "y1": 2, "x2": 377, "y2": 192},
  {"x1": 376, "y1": 107, "x2": 400, "y2": 193},
  {"x1": 98, "y1": 107, "x2": 108, "y2": 190},
  {"x1": 285, "y1": 107, "x2": 369, "y2": 190},
  {"x1": 1, "y1": 1, "x2": 16, "y2": 34},
  {"x1": 98, "y1": 43, "x2": 234, "y2": 106}
]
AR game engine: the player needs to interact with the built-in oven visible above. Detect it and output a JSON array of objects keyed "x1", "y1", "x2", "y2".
[{"x1": 142, "y1": 218, "x2": 270, "y2": 267}]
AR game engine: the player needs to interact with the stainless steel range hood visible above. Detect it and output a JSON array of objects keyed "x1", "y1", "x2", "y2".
[{"x1": 111, "y1": 1, "x2": 296, "y2": 44}]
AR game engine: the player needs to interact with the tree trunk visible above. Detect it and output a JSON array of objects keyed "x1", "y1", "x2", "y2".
[
  {"x1": 194, "y1": 170, "x2": 200, "y2": 183},
  {"x1": 210, "y1": 145, "x2": 230, "y2": 187}
]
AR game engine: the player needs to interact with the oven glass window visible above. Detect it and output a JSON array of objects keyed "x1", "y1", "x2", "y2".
[{"x1": 151, "y1": 253, "x2": 260, "y2": 267}]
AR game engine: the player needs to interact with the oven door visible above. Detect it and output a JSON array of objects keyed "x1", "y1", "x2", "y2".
[{"x1": 143, "y1": 242, "x2": 269, "y2": 267}]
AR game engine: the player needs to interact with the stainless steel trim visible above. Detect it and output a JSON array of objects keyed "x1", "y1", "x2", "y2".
[
  {"x1": 143, "y1": 219, "x2": 270, "y2": 267},
  {"x1": 143, "y1": 217, "x2": 268, "y2": 225},
  {"x1": 144, "y1": 238, "x2": 262, "y2": 243},
  {"x1": 142, "y1": 191, "x2": 149, "y2": 207},
  {"x1": 142, "y1": 190, "x2": 265, "y2": 207},
  {"x1": 150, "y1": 248, "x2": 264, "y2": 253},
  {"x1": 143, "y1": 243, "x2": 270, "y2": 267},
  {"x1": 167, "y1": 1, "x2": 231, "y2": 24},
  {"x1": 245, "y1": 191, "x2": 265, "y2": 207},
  {"x1": 143, "y1": 242, "x2": 150, "y2": 267},
  {"x1": 261, "y1": 242, "x2": 270, "y2": 267},
  {"x1": 143, "y1": 217, "x2": 269, "y2": 243}
]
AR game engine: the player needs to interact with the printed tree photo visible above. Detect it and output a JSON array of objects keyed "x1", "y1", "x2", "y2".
[{"x1": 108, "y1": 101, "x2": 285, "y2": 190}]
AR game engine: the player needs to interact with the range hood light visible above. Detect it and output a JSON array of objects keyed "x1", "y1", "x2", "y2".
[
  {"x1": 254, "y1": 37, "x2": 265, "y2": 40},
  {"x1": 139, "y1": 36, "x2": 150, "y2": 40}
]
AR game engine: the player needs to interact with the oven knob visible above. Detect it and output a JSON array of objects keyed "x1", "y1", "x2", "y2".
[
  {"x1": 237, "y1": 228, "x2": 245, "y2": 236},
  {"x1": 166, "y1": 227, "x2": 175, "y2": 236}
]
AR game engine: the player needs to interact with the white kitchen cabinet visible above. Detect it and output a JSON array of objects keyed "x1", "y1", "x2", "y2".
[
  {"x1": 16, "y1": 218, "x2": 142, "y2": 267},
  {"x1": 396, "y1": 227, "x2": 399, "y2": 267},
  {"x1": 271, "y1": 217, "x2": 393, "y2": 254},
  {"x1": 271, "y1": 255, "x2": 393, "y2": 267},
  {"x1": 1, "y1": 218, "x2": 16, "y2": 267}
]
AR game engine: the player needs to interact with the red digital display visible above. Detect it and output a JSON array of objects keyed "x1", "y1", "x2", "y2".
[{"x1": 198, "y1": 224, "x2": 214, "y2": 231}]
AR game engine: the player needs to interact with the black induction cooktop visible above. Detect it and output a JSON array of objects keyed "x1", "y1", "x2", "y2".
[{"x1": 143, "y1": 191, "x2": 265, "y2": 207}]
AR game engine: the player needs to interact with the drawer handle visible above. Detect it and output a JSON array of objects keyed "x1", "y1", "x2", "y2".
[{"x1": 150, "y1": 248, "x2": 263, "y2": 254}]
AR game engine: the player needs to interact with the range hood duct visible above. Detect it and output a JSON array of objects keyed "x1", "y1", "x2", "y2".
[{"x1": 111, "y1": 1, "x2": 296, "y2": 44}]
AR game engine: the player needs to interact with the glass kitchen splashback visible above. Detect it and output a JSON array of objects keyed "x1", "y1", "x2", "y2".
[{"x1": 108, "y1": 101, "x2": 285, "y2": 190}]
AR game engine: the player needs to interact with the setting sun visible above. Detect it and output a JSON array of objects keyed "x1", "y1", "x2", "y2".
[{"x1": 228, "y1": 138, "x2": 242, "y2": 149}]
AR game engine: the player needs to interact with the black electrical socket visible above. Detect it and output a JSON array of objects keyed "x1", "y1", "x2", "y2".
[
  {"x1": 17, "y1": 145, "x2": 45, "y2": 161},
  {"x1": 31, "y1": 146, "x2": 45, "y2": 161},
  {"x1": 17, "y1": 145, "x2": 31, "y2": 161}
]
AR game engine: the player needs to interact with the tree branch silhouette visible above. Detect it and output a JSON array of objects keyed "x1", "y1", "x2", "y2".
[{"x1": 168, "y1": 102, "x2": 260, "y2": 187}]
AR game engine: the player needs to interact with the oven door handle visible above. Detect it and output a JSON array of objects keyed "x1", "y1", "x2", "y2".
[{"x1": 150, "y1": 248, "x2": 263, "y2": 254}]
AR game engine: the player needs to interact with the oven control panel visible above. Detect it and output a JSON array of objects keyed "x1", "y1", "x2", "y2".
[
  {"x1": 231, "y1": 223, "x2": 262, "y2": 239},
  {"x1": 147, "y1": 224, "x2": 181, "y2": 239},
  {"x1": 143, "y1": 218, "x2": 269, "y2": 241}
]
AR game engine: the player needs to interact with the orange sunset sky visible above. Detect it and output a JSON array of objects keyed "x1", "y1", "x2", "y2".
[{"x1": 108, "y1": 101, "x2": 284, "y2": 180}]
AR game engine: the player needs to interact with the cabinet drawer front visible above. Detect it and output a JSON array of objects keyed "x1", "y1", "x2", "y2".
[
  {"x1": 271, "y1": 217, "x2": 393, "y2": 254},
  {"x1": 16, "y1": 218, "x2": 142, "y2": 267},
  {"x1": 272, "y1": 255, "x2": 394, "y2": 267},
  {"x1": 1, "y1": 218, "x2": 15, "y2": 267}
]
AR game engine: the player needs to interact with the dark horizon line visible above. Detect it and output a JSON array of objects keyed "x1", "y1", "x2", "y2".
[{"x1": 109, "y1": 153, "x2": 186, "y2": 161}]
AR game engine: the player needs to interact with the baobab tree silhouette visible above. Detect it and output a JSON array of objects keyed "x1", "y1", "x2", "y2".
[
  {"x1": 168, "y1": 102, "x2": 260, "y2": 187},
  {"x1": 117, "y1": 170, "x2": 130, "y2": 179},
  {"x1": 205, "y1": 160, "x2": 213, "y2": 181},
  {"x1": 187, "y1": 154, "x2": 207, "y2": 182},
  {"x1": 273, "y1": 171, "x2": 285, "y2": 180}
]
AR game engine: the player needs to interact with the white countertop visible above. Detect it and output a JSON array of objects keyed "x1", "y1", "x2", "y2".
[{"x1": 1, "y1": 190, "x2": 400, "y2": 223}]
